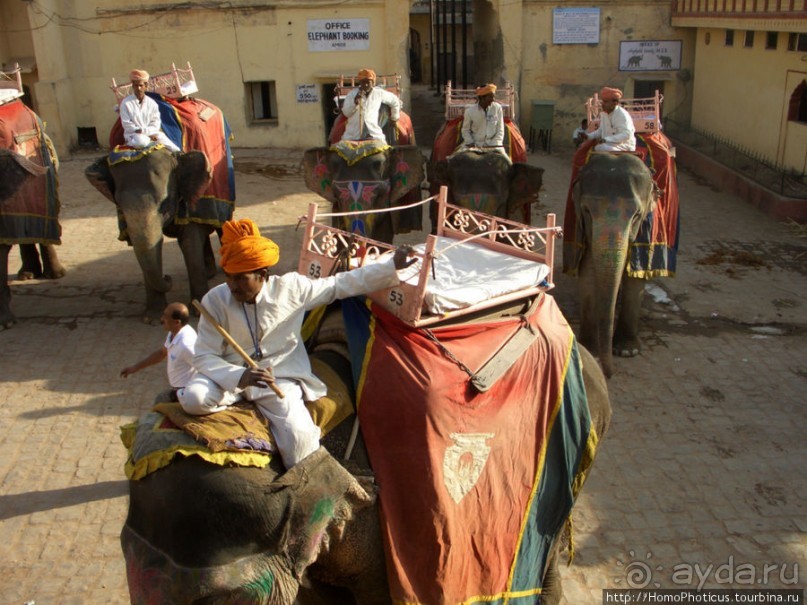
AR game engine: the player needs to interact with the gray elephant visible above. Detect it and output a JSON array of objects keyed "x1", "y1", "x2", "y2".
[
  {"x1": 563, "y1": 151, "x2": 662, "y2": 378},
  {"x1": 0, "y1": 100, "x2": 66, "y2": 329},
  {"x1": 301, "y1": 143, "x2": 425, "y2": 244},
  {"x1": 429, "y1": 150, "x2": 545, "y2": 224},
  {"x1": 85, "y1": 147, "x2": 226, "y2": 324},
  {"x1": 120, "y1": 297, "x2": 611, "y2": 604}
]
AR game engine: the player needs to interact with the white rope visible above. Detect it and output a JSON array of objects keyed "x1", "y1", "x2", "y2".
[{"x1": 310, "y1": 193, "x2": 437, "y2": 219}]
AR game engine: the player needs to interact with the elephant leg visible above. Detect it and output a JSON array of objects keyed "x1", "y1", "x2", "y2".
[
  {"x1": 613, "y1": 276, "x2": 645, "y2": 358},
  {"x1": 177, "y1": 224, "x2": 212, "y2": 306},
  {"x1": 540, "y1": 550, "x2": 563, "y2": 605},
  {"x1": 0, "y1": 244, "x2": 15, "y2": 329},
  {"x1": 17, "y1": 243, "x2": 43, "y2": 280},
  {"x1": 39, "y1": 243, "x2": 67, "y2": 279}
]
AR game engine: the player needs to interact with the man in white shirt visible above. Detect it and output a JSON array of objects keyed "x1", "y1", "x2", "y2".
[
  {"x1": 119, "y1": 69, "x2": 181, "y2": 152},
  {"x1": 120, "y1": 302, "x2": 197, "y2": 402},
  {"x1": 179, "y1": 217, "x2": 415, "y2": 469},
  {"x1": 340, "y1": 68, "x2": 401, "y2": 142},
  {"x1": 586, "y1": 87, "x2": 636, "y2": 152},
  {"x1": 459, "y1": 83, "x2": 506, "y2": 155}
]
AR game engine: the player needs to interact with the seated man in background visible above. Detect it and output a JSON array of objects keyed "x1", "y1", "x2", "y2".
[
  {"x1": 585, "y1": 87, "x2": 636, "y2": 152},
  {"x1": 572, "y1": 118, "x2": 589, "y2": 148},
  {"x1": 458, "y1": 83, "x2": 506, "y2": 156},
  {"x1": 119, "y1": 69, "x2": 181, "y2": 152},
  {"x1": 340, "y1": 68, "x2": 401, "y2": 143}
]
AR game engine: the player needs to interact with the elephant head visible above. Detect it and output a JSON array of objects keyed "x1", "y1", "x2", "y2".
[
  {"x1": 570, "y1": 152, "x2": 657, "y2": 377},
  {"x1": 430, "y1": 151, "x2": 544, "y2": 224},
  {"x1": 85, "y1": 147, "x2": 213, "y2": 323},
  {"x1": 301, "y1": 144, "x2": 425, "y2": 243}
]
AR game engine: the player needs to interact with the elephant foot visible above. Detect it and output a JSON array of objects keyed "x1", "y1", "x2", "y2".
[
  {"x1": 42, "y1": 266, "x2": 67, "y2": 280},
  {"x1": 0, "y1": 310, "x2": 17, "y2": 330},
  {"x1": 613, "y1": 337, "x2": 641, "y2": 358},
  {"x1": 17, "y1": 269, "x2": 38, "y2": 280}
]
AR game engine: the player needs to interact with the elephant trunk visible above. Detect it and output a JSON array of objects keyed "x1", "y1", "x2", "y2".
[
  {"x1": 120, "y1": 198, "x2": 172, "y2": 294},
  {"x1": 589, "y1": 225, "x2": 630, "y2": 378}
]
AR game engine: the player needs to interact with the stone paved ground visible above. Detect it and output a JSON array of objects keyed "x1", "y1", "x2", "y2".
[{"x1": 0, "y1": 140, "x2": 804, "y2": 604}]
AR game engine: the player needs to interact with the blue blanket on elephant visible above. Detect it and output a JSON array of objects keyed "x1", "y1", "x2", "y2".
[{"x1": 0, "y1": 100, "x2": 61, "y2": 245}]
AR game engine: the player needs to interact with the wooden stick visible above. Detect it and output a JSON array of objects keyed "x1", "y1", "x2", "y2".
[{"x1": 192, "y1": 299, "x2": 284, "y2": 398}]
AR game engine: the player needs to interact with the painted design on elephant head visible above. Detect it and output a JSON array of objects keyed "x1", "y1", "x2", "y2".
[
  {"x1": 443, "y1": 432, "x2": 495, "y2": 503},
  {"x1": 313, "y1": 152, "x2": 333, "y2": 196},
  {"x1": 243, "y1": 571, "x2": 275, "y2": 600},
  {"x1": 332, "y1": 180, "x2": 388, "y2": 236}
]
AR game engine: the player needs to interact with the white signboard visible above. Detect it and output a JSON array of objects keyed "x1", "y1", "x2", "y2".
[
  {"x1": 619, "y1": 40, "x2": 682, "y2": 71},
  {"x1": 296, "y1": 84, "x2": 319, "y2": 104},
  {"x1": 552, "y1": 8, "x2": 600, "y2": 45},
  {"x1": 307, "y1": 19, "x2": 370, "y2": 52}
]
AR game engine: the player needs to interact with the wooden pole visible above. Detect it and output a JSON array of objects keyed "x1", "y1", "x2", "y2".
[{"x1": 192, "y1": 299, "x2": 284, "y2": 398}]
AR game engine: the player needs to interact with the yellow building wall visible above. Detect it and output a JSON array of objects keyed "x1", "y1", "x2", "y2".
[
  {"x1": 691, "y1": 28, "x2": 807, "y2": 171},
  {"x1": 16, "y1": 1, "x2": 411, "y2": 155},
  {"x1": 517, "y1": 0, "x2": 696, "y2": 149}
]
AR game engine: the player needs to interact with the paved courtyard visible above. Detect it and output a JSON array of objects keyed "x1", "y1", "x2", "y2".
[{"x1": 0, "y1": 144, "x2": 804, "y2": 604}]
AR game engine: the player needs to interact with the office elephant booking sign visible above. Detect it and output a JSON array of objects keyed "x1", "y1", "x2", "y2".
[{"x1": 307, "y1": 19, "x2": 370, "y2": 51}]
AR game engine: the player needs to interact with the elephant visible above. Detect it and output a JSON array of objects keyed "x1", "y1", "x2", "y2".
[
  {"x1": 428, "y1": 117, "x2": 544, "y2": 228},
  {"x1": 85, "y1": 147, "x2": 224, "y2": 324},
  {"x1": 303, "y1": 102, "x2": 425, "y2": 245},
  {"x1": 0, "y1": 99, "x2": 66, "y2": 329},
  {"x1": 120, "y1": 297, "x2": 611, "y2": 604},
  {"x1": 429, "y1": 150, "x2": 545, "y2": 225},
  {"x1": 563, "y1": 151, "x2": 659, "y2": 378}
]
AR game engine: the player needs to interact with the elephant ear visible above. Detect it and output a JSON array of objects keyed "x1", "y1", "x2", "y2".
[
  {"x1": 271, "y1": 448, "x2": 373, "y2": 581},
  {"x1": 506, "y1": 163, "x2": 545, "y2": 223},
  {"x1": 389, "y1": 145, "x2": 425, "y2": 202},
  {"x1": 84, "y1": 155, "x2": 116, "y2": 203},
  {"x1": 176, "y1": 151, "x2": 212, "y2": 209},
  {"x1": 302, "y1": 147, "x2": 337, "y2": 204}
]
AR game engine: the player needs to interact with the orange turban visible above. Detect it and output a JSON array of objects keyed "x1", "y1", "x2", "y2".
[
  {"x1": 357, "y1": 68, "x2": 376, "y2": 82},
  {"x1": 129, "y1": 69, "x2": 150, "y2": 83},
  {"x1": 600, "y1": 87, "x2": 623, "y2": 101},
  {"x1": 475, "y1": 83, "x2": 497, "y2": 96},
  {"x1": 219, "y1": 218, "x2": 280, "y2": 273}
]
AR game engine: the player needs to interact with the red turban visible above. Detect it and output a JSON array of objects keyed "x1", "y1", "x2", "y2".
[
  {"x1": 600, "y1": 87, "x2": 623, "y2": 101},
  {"x1": 129, "y1": 69, "x2": 150, "y2": 83},
  {"x1": 475, "y1": 83, "x2": 497, "y2": 96},
  {"x1": 219, "y1": 218, "x2": 280, "y2": 273},
  {"x1": 357, "y1": 68, "x2": 376, "y2": 82}
]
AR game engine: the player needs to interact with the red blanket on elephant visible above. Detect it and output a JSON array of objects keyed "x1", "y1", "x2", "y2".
[
  {"x1": 110, "y1": 93, "x2": 235, "y2": 226},
  {"x1": 430, "y1": 116, "x2": 528, "y2": 166},
  {"x1": 341, "y1": 294, "x2": 596, "y2": 605},
  {"x1": 562, "y1": 132, "x2": 679, "y2": 277},
  {"x1": 0, "y1": 100, "x2": 61, "y2": 245}
]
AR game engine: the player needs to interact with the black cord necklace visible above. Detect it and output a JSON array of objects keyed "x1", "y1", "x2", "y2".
[{"x1": 241, "y1": 303, "x2": 263, "y2": 361}]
